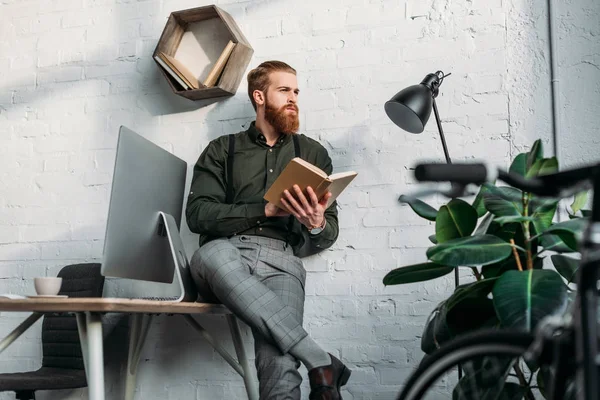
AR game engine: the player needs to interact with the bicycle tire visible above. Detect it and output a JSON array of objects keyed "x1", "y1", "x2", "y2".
[{"x1": 397, "y1": 329, "x2": 535, "y2": 400}]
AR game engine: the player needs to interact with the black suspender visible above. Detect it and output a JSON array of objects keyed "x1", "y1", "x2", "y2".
[
  {"x1": 284, "y1": 135, "x2": 301, "y2": 247},
  {"x1": 292, "y1": 134, "x2": 300, "y2": 157},
  {"x1": 226, "y1": 134, "x2": 236, "y2": 204}
]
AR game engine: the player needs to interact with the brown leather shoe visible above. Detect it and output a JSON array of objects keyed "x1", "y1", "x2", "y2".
[{"x1": 307, "y1": 353, "x2": 351, "y2": 400}]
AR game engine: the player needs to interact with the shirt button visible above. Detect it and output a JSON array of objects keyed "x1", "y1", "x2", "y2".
[
  {"x1": 269, "y1": 169, "x2": 273, "y2": 173},
  {"x1": 259, "y1": 227, "x2": 263, "y2": 231},
  {"x1": 190, "y1": 191, "x2": 193, "y2": 194},
  {"x1": 269, "y1": 149, "x2": 273, "y2": 152},
  {"x1": 257, "y1": 221, "x2": 261, "y2": 224}
]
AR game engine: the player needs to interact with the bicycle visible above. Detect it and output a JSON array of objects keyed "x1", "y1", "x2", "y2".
[{"x1": 395, "y1": 161, "x2": 599, "y2": 400}]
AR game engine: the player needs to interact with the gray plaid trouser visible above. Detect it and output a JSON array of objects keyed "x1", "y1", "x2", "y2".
[{"x1": 190, "y1": 235, "x2": 308, "y2": 400}]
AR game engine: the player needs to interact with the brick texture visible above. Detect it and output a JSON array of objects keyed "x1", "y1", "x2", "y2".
[{"x1": 0, "y1": 0, "x2": 598, "y2": 398}]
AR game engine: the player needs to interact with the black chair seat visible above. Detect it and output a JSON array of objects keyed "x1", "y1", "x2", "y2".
[
  {"x1": 0, "y1": 367, "x2": 86, "y2": 391},
  {"x1": 0, "y1": 263, "x2": 105, "y2": 399}
]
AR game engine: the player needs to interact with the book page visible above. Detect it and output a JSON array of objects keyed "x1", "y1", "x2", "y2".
[
  {"x1": 264, "y1": 158, "x2": 328, "y2": 210},
  {"x1": 161, "y1": 53, "x2": 202, "y2": 89},
  {"x1": 329, "y1": 170, "x2": 358, "y2": 180},
  {"x1": 325, "y1": 172, "x2": 358, "y2": 208},
  {"x1": 154, "y1": 55, "x2": 188, "y2": 90},
  {"x1": 292, "y1": 157, "x2": 327, "y2": 178}
]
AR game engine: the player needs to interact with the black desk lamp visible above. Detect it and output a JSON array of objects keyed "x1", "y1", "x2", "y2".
[
  {"x1": 384, "y1": 71, "x2": 459, "y2": 287},
  {"x1": 384, "y1": 71, "x2": 452, "y2": 163}
]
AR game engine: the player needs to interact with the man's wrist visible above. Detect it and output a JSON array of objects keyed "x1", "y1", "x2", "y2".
[
  {"x1": 307, "y1": 216, "x2": 325, "y2": 229},
  {"x1": 308, "y1": 217, "x2": 326, "y2": 235}
]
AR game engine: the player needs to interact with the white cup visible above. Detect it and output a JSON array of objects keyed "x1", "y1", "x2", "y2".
[{"x1": 34, "y1": 277, "x2": 63, "y2": 296}]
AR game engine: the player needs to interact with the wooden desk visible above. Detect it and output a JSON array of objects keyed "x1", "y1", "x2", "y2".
[{"x1": 0, "y1": 298, "x2": 259, "y2": 400}]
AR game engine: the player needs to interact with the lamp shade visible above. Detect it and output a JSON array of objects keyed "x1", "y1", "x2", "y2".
[
  {"x1": 384, "y1": 72, "x2": 444, "y2": 134},
  {"x1": 384, "y1": 83, "x2": 433, "y2": 134}
]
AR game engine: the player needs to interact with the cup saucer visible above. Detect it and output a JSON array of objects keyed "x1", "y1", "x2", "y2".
[{"x1": 27, "y1": 295, "x2": 68, "y2": 298}]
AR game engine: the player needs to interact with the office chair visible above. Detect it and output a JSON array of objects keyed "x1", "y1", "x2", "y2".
[{"x1": 0, "y1": 263, "x2": 105, "y2": 400}]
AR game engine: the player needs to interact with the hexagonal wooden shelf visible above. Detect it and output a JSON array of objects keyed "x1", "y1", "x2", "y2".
[{"x1": 153, "y1": 5, "x2": 254, "y2": 101}]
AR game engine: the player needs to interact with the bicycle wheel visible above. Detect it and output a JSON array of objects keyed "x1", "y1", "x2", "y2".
[{"x1": 397, "y1": 330, "x2": 538, "y2": 400}]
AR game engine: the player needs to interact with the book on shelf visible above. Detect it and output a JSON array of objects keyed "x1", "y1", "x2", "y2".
[
  {"x1": 203, "y1": 40, "x2": 237, "y2": 87},
  {"x1": 264, "y1": 157, "x2": 358, "y2": 211},
  {"x1": 156, "y1": 52, "x2": 204, "y2": 90},
  {"x1": 154, "y1": 54, "x2": 189, "y2": 90}
]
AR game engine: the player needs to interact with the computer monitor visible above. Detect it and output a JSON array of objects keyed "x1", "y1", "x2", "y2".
[{"x1": 101, "y1": 126, "x2": 197, "y2": 302}]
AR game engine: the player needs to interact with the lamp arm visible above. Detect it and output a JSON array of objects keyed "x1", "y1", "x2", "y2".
[{"x1": 432, "y1": 97, "x2": 452, "y2": 164}]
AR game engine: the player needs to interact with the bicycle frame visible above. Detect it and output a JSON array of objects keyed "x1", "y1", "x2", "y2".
[{"x1": 574, "y1": 168, "x2": 600, "y2": 400}]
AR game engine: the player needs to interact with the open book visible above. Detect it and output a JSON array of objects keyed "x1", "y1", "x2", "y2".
[{"x1": 264, "y1": 157, "x2": 358, "y2": 211}]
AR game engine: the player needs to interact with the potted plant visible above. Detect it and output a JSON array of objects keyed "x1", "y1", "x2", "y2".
[{"x1": 384, "y1": 139, "x2": 589, "y2": 396}]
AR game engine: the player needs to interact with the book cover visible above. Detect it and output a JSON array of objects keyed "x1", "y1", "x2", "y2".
[
  {"x1": 204, "y1": 40, "x2": 237, "y2": 87},
  {"x1": 264, "y1": 157, "x2": 358, "y2": 211},
  {"x1": 154, "y1": 55, "x2": 189, "y2": 90}
]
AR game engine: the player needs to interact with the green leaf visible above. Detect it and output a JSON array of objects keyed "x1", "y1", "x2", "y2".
[
  {"x1": 539, "y1": 234, "x2": 575, "y2": 253},
  {"x1": 446, "y1": 297, "x2": 497, "y2": 336},
  {"x1": 492, "y1": 270, "x2": 568, "y2": 331},
  {"x1": 571, "y1": 191, "x2": 589, "y2": 214},
  {"x1": 509, "y1": 153, "x2": 528, "y2": 177},
  {"x1": 421, "y1": 303, "x2": 452, "y2": 354},
  {"x1": 483, "y1": 184, "x2": 523, "y2": 217},
  {"x1": 422, "y1": 281, "x2": 499, "y2": 354},
  {"x1": 494, "y1": 216, "x2": 536, "y2": 226},
  {"x1": 530, "y1": 197, "x2": 559, "y2": 252},
  {"x1": 526, "y1": 157, "x2": 558, "y2": 178},
  {"x1": 474, "y1": 213, "x2": 494, "y2": 236},
  {"x1": 446, "y1": 278, "x2": 498, "y2": 310},
  {"x1": 538, "y1": 218, "x2": 588, "y2": 251},
  {"x1": 487, "y1": 221, "x2": 519, "y2": 243},
  {"x1": 482, "y1": 258, "x2": 518, "y2": 279},
  {"x1": 551, "y1": 254, "x2": 579, "y2": 283},
  {"x1": 526, "y1": 139, "x2": 543, "y2": 171},
  {"x1": 383, "y1": 262, "x2": 453, "y2": 285},
  {"x1": 435, "y1": 199, "x2": 478, "y2": 243},
  {"x1": 428, "y1": 234, "x2": 437, "y2": 244},
  {"x1": 530, "y1": 197, "x2": 558, "y2": 229},
  {"x1": 398, "y1": 195, "x2": 438, "y2": 221},
  {"x1": 426, "y1": 235, "x2": 514, "y2": 267},
  {"x1": 472, "y1": 185, "x2": 492, "y2": 217}
]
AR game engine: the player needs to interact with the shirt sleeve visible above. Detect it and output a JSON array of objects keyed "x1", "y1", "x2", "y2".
[
  {"x1": 185, "y1": 138, "x2": 267, "y2": 237},
  {"x1": 305, "y1": 144, "x2": 339, "y2": 250}
]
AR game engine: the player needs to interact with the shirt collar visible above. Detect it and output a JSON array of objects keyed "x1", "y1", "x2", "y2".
[{"x1": 246, "y1": 121, "x2": 292, "y2": 147}]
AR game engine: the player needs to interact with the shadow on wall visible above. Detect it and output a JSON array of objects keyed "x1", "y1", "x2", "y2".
[{"x1": 0, "y1": 1, "x2": 235, "y2": 119}]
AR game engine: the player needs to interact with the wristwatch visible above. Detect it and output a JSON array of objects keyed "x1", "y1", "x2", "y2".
[{"x1": 309, "y1": 218, "x2": 326, "y2": 235}]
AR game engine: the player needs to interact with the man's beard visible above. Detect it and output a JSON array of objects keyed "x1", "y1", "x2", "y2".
[{"x1": 264, "y1": 100, "x2": 300, "y2": 135}]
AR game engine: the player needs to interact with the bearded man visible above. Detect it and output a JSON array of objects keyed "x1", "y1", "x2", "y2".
[{"x1": 186, "y1": 61, "x2": 351, "y2": 400}]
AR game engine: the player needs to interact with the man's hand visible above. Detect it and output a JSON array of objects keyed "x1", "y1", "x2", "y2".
[
  {"x1": 281, "y1": 185, "x2": 331, "y2": 229},
  {"x1": 265, "y1": 202, "x2": 291, "y2": 218}
]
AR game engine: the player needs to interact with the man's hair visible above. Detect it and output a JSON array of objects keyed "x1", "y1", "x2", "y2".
[{"x1": 247, "y1": 61, "x2": 296, "y2": 110}]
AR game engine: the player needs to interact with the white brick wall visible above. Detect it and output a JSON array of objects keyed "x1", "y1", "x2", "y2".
[{"x1": 0, "y1": 0, "x2": 598, "y2": 399}]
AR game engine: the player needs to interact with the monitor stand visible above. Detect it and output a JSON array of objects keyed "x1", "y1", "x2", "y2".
[{"x1": 157, "y1": 212, "x2": 197, "y2": 302}]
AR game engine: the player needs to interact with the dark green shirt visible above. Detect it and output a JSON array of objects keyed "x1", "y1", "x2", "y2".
[{"x1": 185, "y1": 121, "x2": 339, "y2": 256}]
